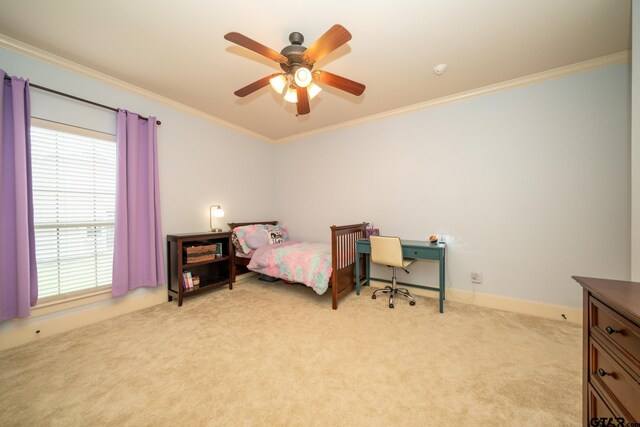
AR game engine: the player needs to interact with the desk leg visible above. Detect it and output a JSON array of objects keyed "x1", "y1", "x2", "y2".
[
  {"x1": 439, "y1": 253, "x2": 445, "y2": 313},
  {"x1": 355, "y1": 252, "x2": 361, "y2": 295},
  {"x1": 365, "y1": 255, "x2": 370, "y2": 287},
  {"x1": 355, "y1": 253, "x2": 371, "y2": 295}
]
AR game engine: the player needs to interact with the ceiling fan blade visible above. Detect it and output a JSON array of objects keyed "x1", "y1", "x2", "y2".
[
  {"x1": 234, "y1": 74, "x2": 279, "y2": 97},
  {"x1": 313, "y1": 70, "x2": 365, "y2": 96},
  {"x1": 296, "y1": 86, "x2": 310, "y2": 115},
  {"x1": 224, "y1": 32, "x2": 288, "y2": 64},
  {"x1": 302, "y1": 25, "x2": 352, "y2": 64}
]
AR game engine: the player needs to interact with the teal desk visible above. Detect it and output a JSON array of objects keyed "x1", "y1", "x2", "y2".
[{"x1": 355, "y1": 239, "x2": 447, "y2": 313}]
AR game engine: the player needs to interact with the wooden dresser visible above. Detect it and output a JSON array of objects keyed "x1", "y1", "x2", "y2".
[{"x1": 573, "y1": 276, "x2": 640, "y2": 425}]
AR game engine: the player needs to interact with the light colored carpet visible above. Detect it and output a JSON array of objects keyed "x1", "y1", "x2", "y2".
[{"x1": 0, "y1": 276, "x2": 582, "y2": 426}]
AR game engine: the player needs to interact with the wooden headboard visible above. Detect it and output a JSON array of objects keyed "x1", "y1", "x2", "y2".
[{"x1": 228, "y1": 220, "x2": 278, "y2": 230}]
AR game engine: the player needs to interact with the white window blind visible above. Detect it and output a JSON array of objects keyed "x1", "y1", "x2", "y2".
[{"x1": 30, "y1": 122, "x2": 117, "y2": 300}]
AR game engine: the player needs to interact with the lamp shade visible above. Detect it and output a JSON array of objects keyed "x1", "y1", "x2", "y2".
[
  {"x1": 307, "y1": 82, "x2": 322, "y2": 100},
  {"x1": 211, "y1": 205, "x2": 224, "y2": 218},
  {"x1": 269, "y1": 75, "x2": 287, "y2": 94},
  {"x1": 294, "y1": 67, "x2": 312, "y2": 88},
  {"x1": 283, "y1": 86, "x2": 298, "y2": 103}
]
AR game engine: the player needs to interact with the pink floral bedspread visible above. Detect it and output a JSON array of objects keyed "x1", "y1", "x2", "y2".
[{"x1": 247, "y1": 240, "x2": 332, "y2": 295}]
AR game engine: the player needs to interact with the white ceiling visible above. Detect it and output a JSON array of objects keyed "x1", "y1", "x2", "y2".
[{"x1": 0, "y1": 0, "x2": 631, "y2": 142}]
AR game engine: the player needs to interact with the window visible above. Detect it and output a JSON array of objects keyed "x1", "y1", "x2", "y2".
[{"x1": 30, "y1": 120, "x2": 117, "y2": 301}]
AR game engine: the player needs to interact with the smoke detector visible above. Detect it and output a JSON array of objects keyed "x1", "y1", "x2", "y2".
[{"x1": 433, "y1": 64, "x2": 447, "y2": 75}]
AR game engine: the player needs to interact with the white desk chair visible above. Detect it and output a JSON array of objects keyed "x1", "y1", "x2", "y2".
[{"x1": 370, "y1": 236, "x2": 417, "y2": 308}]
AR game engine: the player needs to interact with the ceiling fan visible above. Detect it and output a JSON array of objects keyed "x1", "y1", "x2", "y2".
[{"x1": 224, "y1": 25, "x2": 365, "y2": 116}]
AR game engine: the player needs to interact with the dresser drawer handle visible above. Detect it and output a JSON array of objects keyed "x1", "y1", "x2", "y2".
[
  {"x1": 597, "y1": 368, "x2": 611, "y2": 377},
  {"x1": 605, "y1": 326, "x2": 620, "y2": 335}
]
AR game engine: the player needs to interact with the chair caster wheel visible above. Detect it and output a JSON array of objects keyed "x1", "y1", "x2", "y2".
[
  {"x1": 410, "y1": 301, "x2": 416, "y2": 306},
  {"x1": 389, "y1": 303, "x2": 394, "y2": 308},
  {"x1": 372, "y1": 295, "x2": 376, "y2": 299}
]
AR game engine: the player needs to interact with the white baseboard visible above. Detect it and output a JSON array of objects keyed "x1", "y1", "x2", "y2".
[
  {"x1": 370, "y1": 280, "x2": 582, "y2": 324},
  {"x1": 0, "y1": 288, "x2": 166, "y2": 351},
  {"x1": 0, "y1": 274, "x2": 259, "y2": 352},
  {"x1": 1, "y1": 275, "x2": 581, "y2": 352}
]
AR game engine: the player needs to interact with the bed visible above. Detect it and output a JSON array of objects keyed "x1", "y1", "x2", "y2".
[{"x1": 228, "y1": 221, "x2": 367, "y2": 309}]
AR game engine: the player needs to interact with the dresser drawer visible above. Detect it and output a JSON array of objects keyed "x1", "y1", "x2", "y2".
[
  {"x1": 588, "y1": 384, "x2": 619, "y2": 422},
  {"x1": 589, "y1": 339, "x2": 639, "y2": 422},
  {"x1": 575, "y1": 277, "x2": 640, "y2": 427},
  {"x1": 590, "y1": 296, "x2": 640, "y2": 373}
]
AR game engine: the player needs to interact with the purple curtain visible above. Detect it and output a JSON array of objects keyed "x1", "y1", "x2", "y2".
[
  {"x1": 0, "y1": 70, "x2": 37, "y2": 322},
  {"x1": 112, "y1": 109, "x2": 165, "y2": 297}
]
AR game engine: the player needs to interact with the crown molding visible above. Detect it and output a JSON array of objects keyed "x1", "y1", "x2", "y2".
[
  {"x1": 275, "y1": 50, "x2": 630, "y2": 144},
  {"x1": 0, "y1": 33, "x2": 276, "y2": 144},
  {"x1": 1, "y1": 32, "x2": 628, "y2": 146}
]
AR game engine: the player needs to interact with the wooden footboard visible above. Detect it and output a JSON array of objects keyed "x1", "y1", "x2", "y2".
[{"x1": 330, "y1": 223, "x2": 368, "y2": 310}]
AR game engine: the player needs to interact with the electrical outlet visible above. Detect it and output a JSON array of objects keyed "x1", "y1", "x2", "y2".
[{"x1": 471, "y1": 271, "x2": 482, "y2": 284}]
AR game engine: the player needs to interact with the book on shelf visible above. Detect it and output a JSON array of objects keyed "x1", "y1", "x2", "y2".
[
  {"x1": 187, "y1": 271, "x2": 194, "y2": 288},
  {"x1": 182, "y1": 272, "x2": 190, "y2": 289},
  {"x1": 216, "y1": 242, "x2": 222, "y2": 257},
  {"x1": 183, "y1": 271, "x2": 195, "y2": 289}
]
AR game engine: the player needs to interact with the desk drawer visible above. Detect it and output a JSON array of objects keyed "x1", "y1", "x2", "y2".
[
  {"x1": 403, "y1": 247, "x2": 438, "y2": 260},
  {"x1": 590, "y1": 296, "x2": 640, "y2": 373},
  {"x1": 589, "y1": 339, "x2": 639, "y2": 422}
]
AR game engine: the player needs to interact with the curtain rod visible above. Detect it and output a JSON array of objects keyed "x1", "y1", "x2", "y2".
[{"x1": 4, "y1": 75, "x2": 161, "y2": 125}]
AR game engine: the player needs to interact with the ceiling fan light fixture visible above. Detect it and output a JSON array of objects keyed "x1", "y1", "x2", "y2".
[
  {"x1": 225, "y1": 25, "x2": 365, "y2": 114},
  {"x1": 283, "y1": 86, "x2": 298, "y2": 103},
  {"x1": 269, "y1": 74, "x2": 287, "y2": 94},
  {"x1": 293, "y1": 67, "x2": 312, "y2": 88},
  {"x1": 307, "y1": 82, "x2": 322, "y2": 100}
]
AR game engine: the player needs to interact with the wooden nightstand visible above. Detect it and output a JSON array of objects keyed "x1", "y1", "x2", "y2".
[{"x1": 167, "y1": 232, "x2": 235, "y2": 306}]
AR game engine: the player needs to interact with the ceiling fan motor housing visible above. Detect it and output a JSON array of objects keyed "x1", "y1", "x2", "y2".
[{"x1": 280, "y1": 32, "x2": 309, "y2": 72}]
